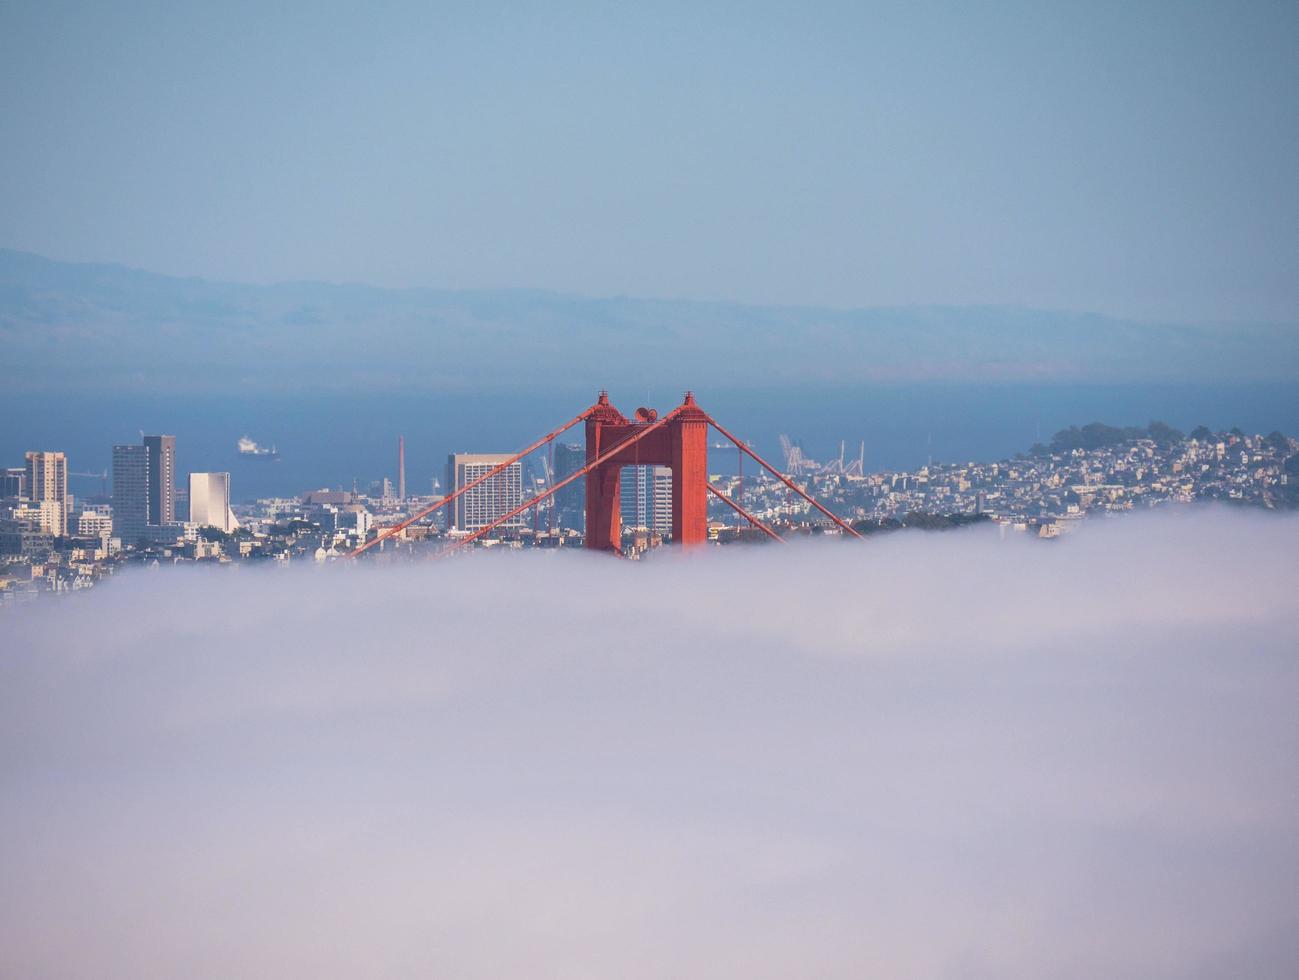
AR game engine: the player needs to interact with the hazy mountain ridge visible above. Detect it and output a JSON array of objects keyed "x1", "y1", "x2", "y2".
[{"x1": 2, "y1": 248, "x2": 1296, "y2": 393}]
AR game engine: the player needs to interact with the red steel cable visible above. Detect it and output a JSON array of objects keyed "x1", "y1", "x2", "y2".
[
  {"x1": 348, "y1": 406, "x2": 595, "y2": 559},
  {"x1": 439, "y1": 408, "x2": 682, "y2": 557},
  {"x1": 704, "y1": 415, "x2": 863, "y2": 539},
  {"x1": 707, "y1": 482, "x2": 784, "y2": 542}
]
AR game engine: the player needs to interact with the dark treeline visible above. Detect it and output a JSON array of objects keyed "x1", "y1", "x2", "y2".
[
  {"x1": 851, "y1": 513, "x2": 992, "y2": 535},
  {"x1": 1029, "y1": 422, "x2": 1292, "y2": 457}
]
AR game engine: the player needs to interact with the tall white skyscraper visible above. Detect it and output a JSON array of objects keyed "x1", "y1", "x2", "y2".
[
  {"x1": 189, "y1": 472, "x2": 238, "y2": 532},
  {"x1": 24, "y1": 451, "x2": 68, "y2": 537},
  {"x1": 446, "y1": 453, "x2": 524, "y2": 532}
]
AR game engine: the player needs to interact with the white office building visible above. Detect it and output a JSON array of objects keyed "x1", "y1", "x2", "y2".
[
  {"x1": 188, "y1": 472, "x2": 238, "y2": 532},
  {"x1": 446, "y1": 453, "x2": 524, "y2": 532},
  {"x1": 78, "y1": 508, "x2": 114, "y2": 545}
]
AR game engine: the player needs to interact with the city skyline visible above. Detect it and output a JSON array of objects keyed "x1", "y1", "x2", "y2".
[{"x1": 5, "y1": 391, "x2": 1295, "y2": 592}]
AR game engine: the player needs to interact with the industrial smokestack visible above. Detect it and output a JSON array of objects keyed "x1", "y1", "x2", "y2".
[{"x1": 398, "y1": 435, "x2": 406, "y2": 502}]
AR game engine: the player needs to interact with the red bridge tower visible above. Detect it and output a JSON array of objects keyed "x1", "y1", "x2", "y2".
[{"x1": 584, "y1": 391, "x2": 710, "y2": 550}]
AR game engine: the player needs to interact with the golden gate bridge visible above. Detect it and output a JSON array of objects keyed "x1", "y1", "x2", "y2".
[{"x1": 350, "y1": 391, "x2": 862, "y2": 559}]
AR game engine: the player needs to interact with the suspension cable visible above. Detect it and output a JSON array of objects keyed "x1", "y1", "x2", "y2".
[
  {"x1": 707, "y1": 482, "x2": 784, "y2": 542},
  {"x1": 439, "y1": 408, "x2": 682, "y2": 557},
  {"x1": 704, "y1": 415, "x2": 863, "y2": 539},
  {"x1": 348, "y1": 406, "x2": 595, "y2": 559}
]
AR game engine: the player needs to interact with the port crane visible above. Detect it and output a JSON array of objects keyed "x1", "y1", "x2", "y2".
[{"x1": 69, "y1": 469, "x2": 109, "y2": 497}]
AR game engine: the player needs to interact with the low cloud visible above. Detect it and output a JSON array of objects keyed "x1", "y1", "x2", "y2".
[{"x1": 2, "y1": 508, "x2": 1297, "y2": 979}]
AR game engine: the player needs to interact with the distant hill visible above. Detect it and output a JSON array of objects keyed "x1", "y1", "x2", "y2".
[{"x1": 2, "y1": 248, "x2": 1296, "y2": 394}]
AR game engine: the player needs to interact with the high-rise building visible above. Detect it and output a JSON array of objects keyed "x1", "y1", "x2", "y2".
[
  {"x1": 620, "y1": 465, "x2": 672, "y2": 536},
  {"x1": 113, "y1": 435, "x2": 178, "y2": 545},
  {"x1": 144, "y1": 435, "x2": 176, "y2": 526},
  {"x1": 446, "y1": 453, "x2": 524, "y2": 532},
  {"x1": 1, "y1": 467, "x2": 25, "y2": 499},
  {"x1": 112, "y1": 444, "x2": 149, "y2": 544},
  {"x1": 553, "y1": 442, "x2": 585, "y2": 531},
  {"x1": 189, "y1": 472, "x2": 238, "y2": 532},
  {"x1": 24, "y1": 451, "x2": 68, "y2": 537}
]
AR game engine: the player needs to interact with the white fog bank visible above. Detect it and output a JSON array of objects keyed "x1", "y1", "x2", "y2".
[{"x1": 2, "y1": 508, "x2": 1297, "y2": 979}]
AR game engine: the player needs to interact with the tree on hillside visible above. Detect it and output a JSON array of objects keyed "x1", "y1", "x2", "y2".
[
  {"x1": 1146, "y1": 420, "x2": 1184, "y2": 446},
  {"x1": 1050, "y1": 422, "x2": 1144, "y2": 453},
  {"x1": 1264, "y1": 430, "x2": 1290, "y2": 453}
]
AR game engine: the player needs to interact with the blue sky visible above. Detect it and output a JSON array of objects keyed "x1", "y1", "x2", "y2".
[{"x1": 2, "y1": 1, "x2": 1296, "y2": 322}]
